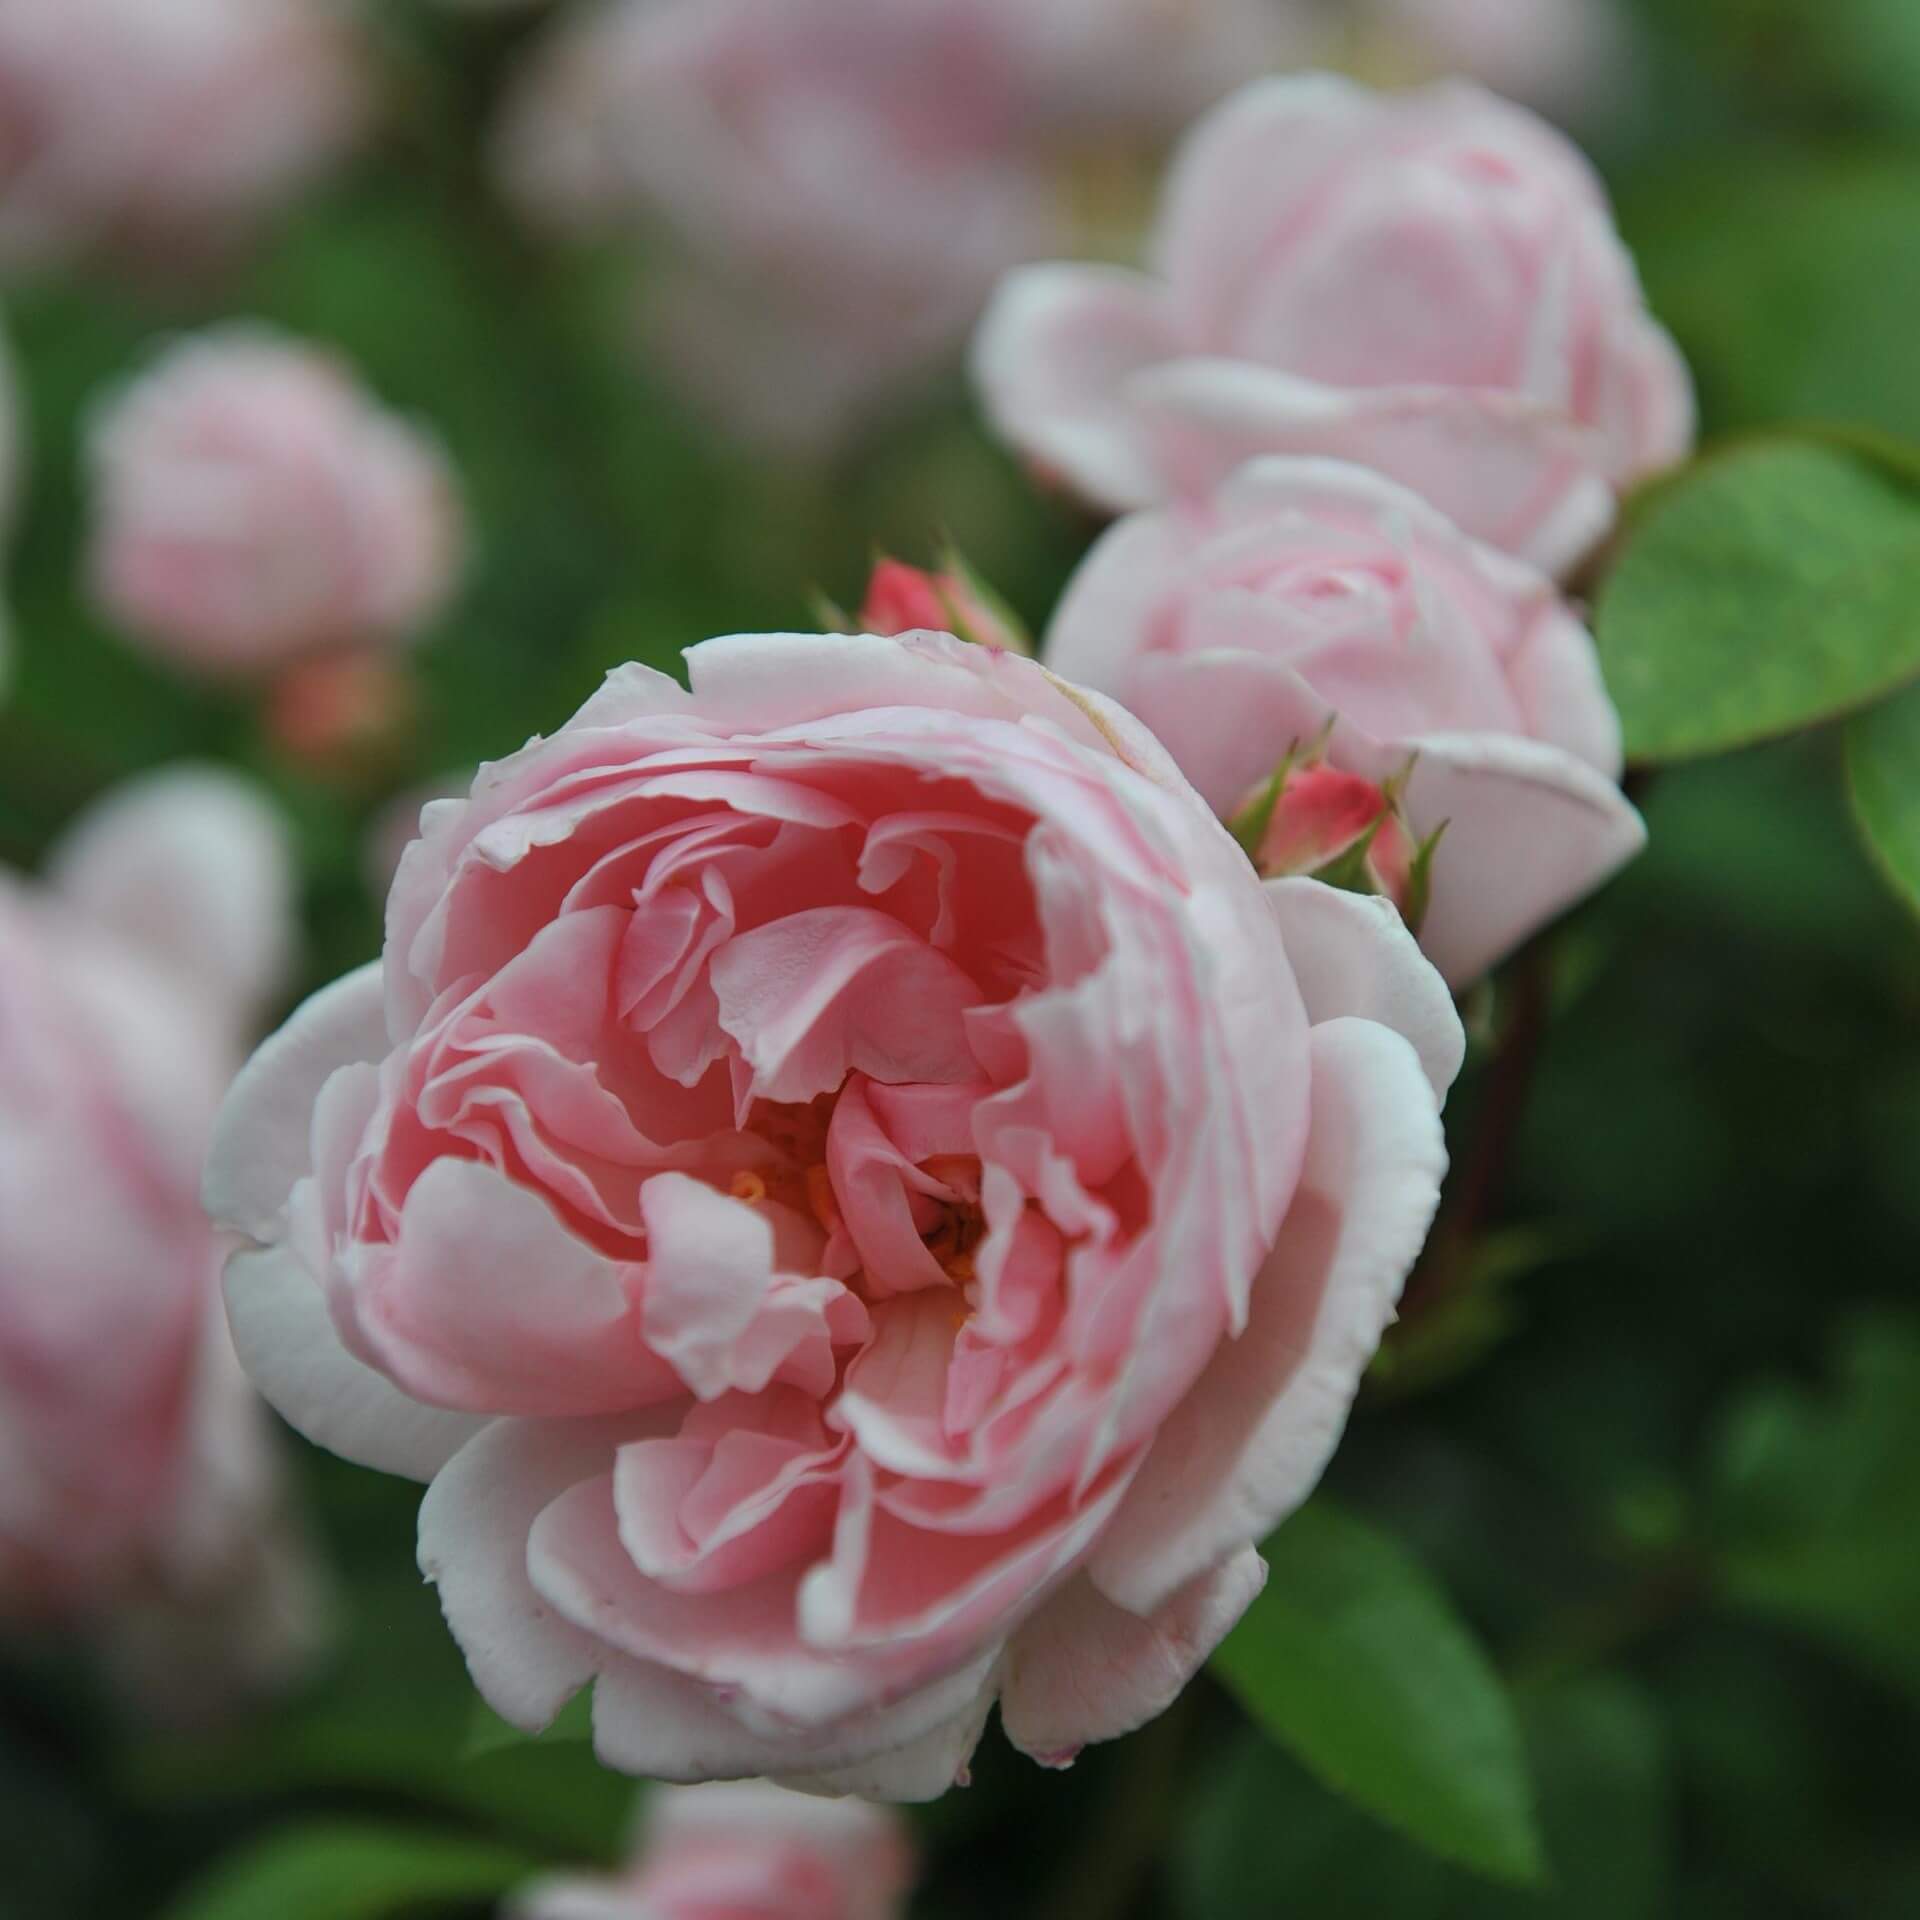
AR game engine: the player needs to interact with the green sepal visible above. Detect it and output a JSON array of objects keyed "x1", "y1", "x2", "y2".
[
  {"x1": 809, "y1": 587, "x2": 855, "y2": 634},
  {"x1": 1401, "y1": 819, "x2": 1448, "y2": 936},
  {"x1": 937, "y1": 539, "x2": 1034, "y2": 656}
]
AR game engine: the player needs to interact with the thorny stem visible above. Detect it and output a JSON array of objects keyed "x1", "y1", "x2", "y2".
[{"x1": 1396, "y1": 938, "x2": 1555, "y2": 1326}]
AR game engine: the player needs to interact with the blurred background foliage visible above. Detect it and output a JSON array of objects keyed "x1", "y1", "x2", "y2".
[{"x1": 4, "y1": 1, "x2": 1920, "y2": 1916}]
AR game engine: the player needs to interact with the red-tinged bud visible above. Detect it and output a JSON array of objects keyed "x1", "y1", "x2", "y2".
[
  {"x1": 264, "y1": 648, "x2": 417, "y2": 782},
  {"x1": 1232, "y1": 752, "x2": 1443, "y2": 934},
  {"x1": 854, "y1": 550, "x2": 1031, "y2": 655}
]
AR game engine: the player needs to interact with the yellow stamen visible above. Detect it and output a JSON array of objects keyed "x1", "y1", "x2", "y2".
[{"x1": 729, "y1": 1170, "x2": 767, "y2": 1205}]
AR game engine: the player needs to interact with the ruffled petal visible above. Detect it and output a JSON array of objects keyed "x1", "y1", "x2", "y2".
[{"x1": 1089, "y1": 1017, "x2": 1445, "y2": 1616}]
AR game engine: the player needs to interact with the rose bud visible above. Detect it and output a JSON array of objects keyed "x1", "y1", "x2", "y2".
[
  {"x1": 206, "y1": 630, "x2": 1463, "y2": 1796},
  {"x1": 512, "y1": 1781, "x2": 914, "y2": 1920},
  {"x1": 88, "y1": 327, "x2": 463, "y2": 679},
  {"x1": 854, "y1": 553, "x2": 1031, "y2": 655},
  {"x1": 264, "y1": 648, "x2": 421, "y2": 783},
  {"x1": 973, "y1": 74, "x2": 1694, "y2": 578},
  {"x1": 0, "y1": 768, "x2": 324, "y2": 1714},
  {"x1": 1045, "y1": 457, "x2": 1644, "y2": 984},
  {"x1": 0, "y1": 0, "x2": 368, "y2": 278},
  {"x1": 1233, "y1": 753, "x2": 1436, "y2": 932}
]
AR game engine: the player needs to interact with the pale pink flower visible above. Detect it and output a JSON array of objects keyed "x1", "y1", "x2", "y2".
[
  {"x1": 974, "y1": 75, "x2": 1694, "y2": 578},
  {"x1": 0, "y1": 0, "x2": 368, "y2": 278},
  {"x1": 0, "y1": 768, "x2": 321, "y2": 1711},
  {"x1": 1046, "y1": 457, "x2": 1644, "y2": 983},
  {"x1": 207, "y1": 630, "x2": 1462, "y2": 1796},
  {"x1": 89, "y1": 328, "x2": 463, "y2": 677},
  {"x1": 514, "y1": 1782, "x2": 914, "y2": 1920},
  {"x1": 498, "y1": 0, "x2": 1313, "y2": 448}
]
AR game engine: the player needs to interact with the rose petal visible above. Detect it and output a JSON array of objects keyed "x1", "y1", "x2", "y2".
[{"x1": 1090, "y1": 1017, "x2": 1446, "y2": 1616}]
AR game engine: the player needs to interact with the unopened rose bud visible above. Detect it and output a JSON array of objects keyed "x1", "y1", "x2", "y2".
[
  {"x1": 264, "y1": 649, "x2": 419, "y2": 782},
  {"x1": 1234, "y1": 757, "x2": 1438, "y2": 933},
  {"x1": 857, "y1": 553, "x2": 1030, "y2": 654}
]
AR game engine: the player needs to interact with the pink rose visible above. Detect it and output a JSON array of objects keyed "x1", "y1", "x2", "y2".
[
  {"x1": 497, "y1": 0, "x2": 1307, "y2": 448},
  {"x1": 0, "y1": 768, "x2": 321, "y2": 1710},
  {"x1": 207, "y1": 630, "x2": 1461, "y2": 1795},
  {"x1": 88, "y1": 328, "x2": 464, "y2": 677},
  {"x1": 973, "y1": 74, "x2": 1694, "y2": 577},
  {"x1": 0, "y1": 0, "x2": 368, "y2": 277},
  {"x1": 514, "y1": 1781, "x2": 914, "y2": 1920},
  {"x1": 1047, "y1": 458, "x2": 1643, "y2": 984}
]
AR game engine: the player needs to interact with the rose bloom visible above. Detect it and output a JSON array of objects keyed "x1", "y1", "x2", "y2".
[
  {"x1": 1046, "y1": 458, "x2": 1643, "y2": 984},
  {"x1": 89, "y1": 327, "x2": 464, "y2": 678},
  {"x1": 973, "y1": 74, "x2": 1694, "y2": 578},
  {"x1": 207, "y1": 630, "x2": 1462, "y2": 1794},
  {"x1": 0, "y1": 768, "x2": 321, "y2": 1712},
  {"x1": 0, "y1": 0, "x2": 367, "y2": 278},
  {"x1": 513, "y1": 1781, "x2": 913, "y2": 1920},
  {"x1": 497, "y1": 0, "x2": 1308, "y2": 449}
]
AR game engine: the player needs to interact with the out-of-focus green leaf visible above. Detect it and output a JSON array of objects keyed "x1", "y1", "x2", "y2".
[
  {"x1": 1706, "y1": 1315, "x2": 1920, "y2": 1704},
  {"x1": 1176, "y1": 1677, "x2": 1668, "y2": 1920},
  {"x1": 155, "y1": 1820, "x2": 535, "y2": 1920},
  {"x1": 1627, "y1": 154, "x2": 1920, "y2": 441},
  {"x1": 1210, "y1": 1502, "x2": 1543, "y2": 1885},
  {"x1": 1845, "y1": 681, "x2": 1920, "y2": 916},
  {"x1": 1594, "y1": 440, "x2": 1920, "y2": 762}
]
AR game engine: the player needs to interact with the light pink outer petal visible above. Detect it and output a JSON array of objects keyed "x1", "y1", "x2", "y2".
[
  {"x1": 1132, "y1": 357, "x2": 1618, "y2": 578},
  {"x1": 203, "y1": 962, "x2": 388, "y2": 1241},
  {"x1": 1507, "y1": 596, "x2": 1625, "y2": 777},
  {"x1": 1400, "y1": 731, "x2": 1645, "y2": 985},
  {"x1": 772, "y1": 1676, "x2": 1000, "y2": 1803},
  {"x1": 1000, "y1": 1549, "x2": 1266, "y2": 1766},
  {"x1": 1263, "y1": 878, "x2": 1464, "y2": 1099},
  {"x1": 1088, "y1": 1017, "x2": 1446, "y2": 1617},
  {"x1": 418, "y1": 1415, "x2": 650, "y2": 1730},
  {"x1": 223, "y1": 1245, "x2": 486, "y2": 1482},
  {"x1": 48, "y1": 764, "x2": 295, "y2": 1024},
  {"x1": 970, "y1": 263, "x2": 1180, "y2": 513}
]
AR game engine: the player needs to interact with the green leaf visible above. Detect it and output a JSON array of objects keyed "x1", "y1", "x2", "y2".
[
  {"x1": 1594, "y1": 440, "x2": 1920, "y2": 764},
  {"x1": 1175, "y1": 1678, "x2": 1668, "y2": 1920},
  {"x1": 156, "y1": 1820, "x2": 536, "y2": 1920},
  {"x1": 1845, "y1": 680, "x2": 1920, "y2": 915},
  {"x1": 1210, "y1": 1502, "x2": 1544, "y2": 1885},
  {"x1": 1706, "y1": 1314, "x2": 1920, "y2": 1706}
]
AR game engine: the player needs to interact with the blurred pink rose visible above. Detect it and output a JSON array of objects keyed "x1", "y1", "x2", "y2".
[
  {"x1": 0, "y1": 0, "x2": 368, "y2": 277},
  {"x1": 974, "y1": 75, "x2": 1694, "y2": 577},
  {"x1": 207, "y1": 630, "x2": 1461, "y2": 1795},
  {"x1": 0, "y1": 768, "x2": 322, "y2": 1712},
  {"x1": 1046, "y1": 457, "x2": 1644, "y2": 983},
  {"x1": 89, "y1": 328, "x2": 463, "y2": 677},
  {"x1": 498, "y1": 0, "x2": 1310, "y2": 448},
  {"x1": 514, "y1": 1781, "x2": 913, "y2": 1920}
]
